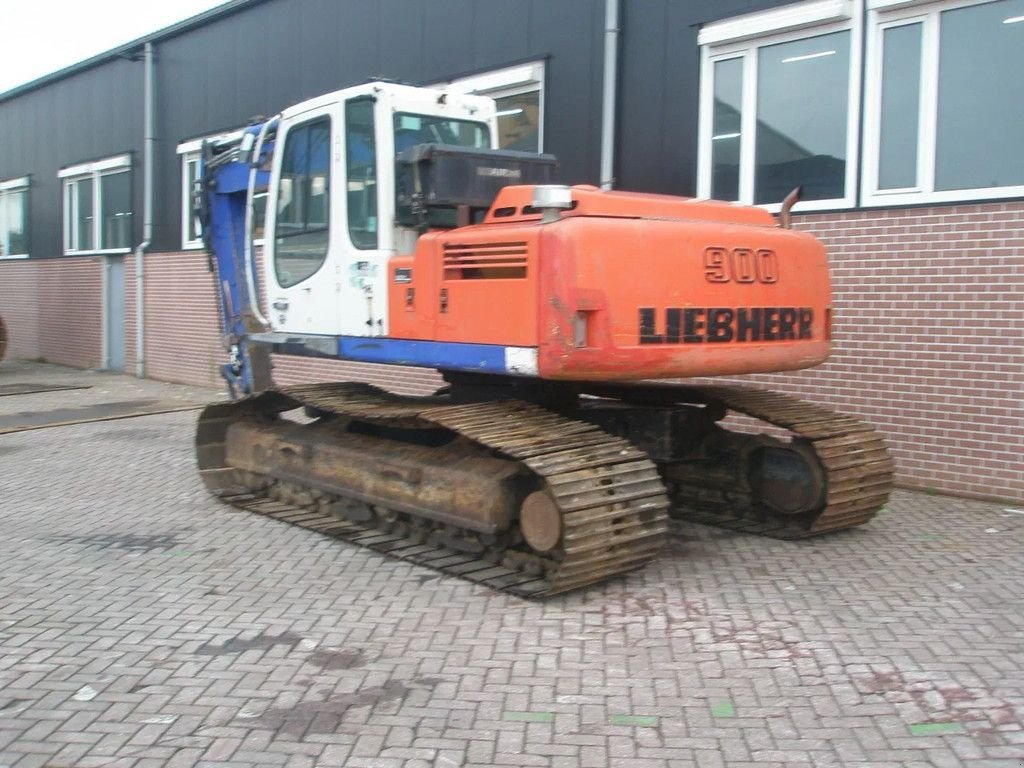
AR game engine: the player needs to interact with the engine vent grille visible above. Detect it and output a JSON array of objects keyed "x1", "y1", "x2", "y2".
[{"x1": 442, "y1": 241, "x2": 528, "y2": 280}]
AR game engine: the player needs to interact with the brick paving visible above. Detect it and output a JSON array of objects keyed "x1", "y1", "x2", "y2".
[{"x1": 0, "y1": 365, "x2": 1022, "y2": 767}]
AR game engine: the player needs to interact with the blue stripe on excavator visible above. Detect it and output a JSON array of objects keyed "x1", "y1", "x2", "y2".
[
  {"x1": 260, "y1": 334, "x2": 523, "y2": 374},
  {"x1": 341, "y1": 337, "x2": 513, "y2": 372}
]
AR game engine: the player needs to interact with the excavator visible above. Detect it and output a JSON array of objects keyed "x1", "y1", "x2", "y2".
[{"x1": 194, "y1": 81, "x2": 894, "y2": 597}]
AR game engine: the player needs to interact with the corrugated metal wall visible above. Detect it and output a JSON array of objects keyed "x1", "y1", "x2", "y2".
[
  {"x1": 0, "y1": 59, "x2": 142, "y2": 258},
  {"x1": 616, "y1": 0, "x2": 785, "y2": 194},
  {"x1": 0, "y1": 0, "x2": 616, "y2": 256}
]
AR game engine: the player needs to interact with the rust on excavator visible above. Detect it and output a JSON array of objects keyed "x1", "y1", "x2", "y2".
[{"x1": 197, "y1": 383, "x2": 671, "y2": 597}]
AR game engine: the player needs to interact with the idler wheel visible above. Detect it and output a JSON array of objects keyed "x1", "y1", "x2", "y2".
[{"x1": 519, "y1": 491, "x2": 562, "y2": 553}]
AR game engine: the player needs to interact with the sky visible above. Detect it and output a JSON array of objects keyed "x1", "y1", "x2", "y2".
[{"x1": 0, "y1": 0, "x2": 231, "y2": 94}]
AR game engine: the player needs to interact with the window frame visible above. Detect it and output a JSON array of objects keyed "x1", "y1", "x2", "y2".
[
  {"x1": 58, "y1": 154, "x2": 132, "y2": 256},
  {"x1": 0, "y1": 176, "x2": 30, "y2": 260},
  {"x1": 861, "y1": 0, "x2": 1024, "y2": 206},
  {"x1": 441, "y1": 61, "x2": 546, "y2": 152},
  {"x1": 696, "y1": 0, "x2": 863, "y2": 212}
]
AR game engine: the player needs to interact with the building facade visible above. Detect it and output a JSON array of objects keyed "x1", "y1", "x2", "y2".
[{"x1": 0, "y1": 0, "x2": 1021, "y2": 501}]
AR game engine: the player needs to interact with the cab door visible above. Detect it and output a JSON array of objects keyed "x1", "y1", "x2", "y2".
[{"x1": 264, "y1": 105, "x2": 341, "y2": 334}]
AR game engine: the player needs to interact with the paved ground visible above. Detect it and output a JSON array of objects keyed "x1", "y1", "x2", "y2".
[{"x1": 0, "y1": 363, "x2": 1022, "y2": 768}]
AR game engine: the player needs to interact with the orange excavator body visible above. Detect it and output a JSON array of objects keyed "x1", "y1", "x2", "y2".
[{"x1": 388, "y1": 184, "x2": 831, "y2": 381}]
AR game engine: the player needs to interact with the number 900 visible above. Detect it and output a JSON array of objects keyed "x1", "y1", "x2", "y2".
[{"x1": 703, "y1": 247, "x2": 779, "y2": 284}]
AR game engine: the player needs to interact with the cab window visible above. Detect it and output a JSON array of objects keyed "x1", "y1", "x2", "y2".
[
  {"x1": 346, "y1": 99, "x2": 377, "y2": 250},
  {"x1": 274, "y1": 117, "x2": 330, "y2": 288}
]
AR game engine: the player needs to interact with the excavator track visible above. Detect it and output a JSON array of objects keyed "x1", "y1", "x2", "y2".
[
  {"x1": 666, "y1": 384, "x2": 894, "y2": 538},
  {"x1": 196, "y1": 382, "x2": 670, "y2": 597}
]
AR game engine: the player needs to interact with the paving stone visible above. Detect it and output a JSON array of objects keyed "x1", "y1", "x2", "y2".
[{"x1": 0, "y1": 362, "x2": 1021, "y2": 767}]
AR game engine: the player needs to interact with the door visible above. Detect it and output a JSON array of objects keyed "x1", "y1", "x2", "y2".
[
  {"x1": 265, "y1": 107, "x2": 340, "y2": 335},
  {"x1": 105, "y1": 255, "x2": 125, "y2": 371}
]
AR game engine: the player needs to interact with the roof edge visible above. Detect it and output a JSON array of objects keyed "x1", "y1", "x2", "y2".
[{"x1": 0, "y1": 0, "x2": 272, "y2": 104}]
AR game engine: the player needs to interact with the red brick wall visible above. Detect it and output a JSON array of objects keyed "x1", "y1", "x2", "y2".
[
  {"x1": 123, "y1": 250, "x2": 223, "y2": 386},
  {"x1": 0, "y1": 260, "x2": 41, "y2": 361},
  {"x1": 0, "y1": 257, "x2": 102, "y2": 368},
  {"x1": 270, "y1": 355, "x2": 443, "y2": 395}
]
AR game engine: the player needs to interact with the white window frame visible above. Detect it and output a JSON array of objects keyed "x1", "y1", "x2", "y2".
[
  {"x1": 862, "y1": 0, "x2": 1024, "y2": 206},
  {"x1": 696, "y1": 0, "x2": 863, "y2": 212},
  {"x1": 0, "y1": 176, "x2": 30, "y2": 260},
  {"x1": 441, "y1": 61, "x2": 546, "y2": 152},
  {"x1": 59, "y1": 155, "x2": 132, "y2": 255},
  {"x1": 177, "y1": 130, "x2": 246, "y2": 250}
]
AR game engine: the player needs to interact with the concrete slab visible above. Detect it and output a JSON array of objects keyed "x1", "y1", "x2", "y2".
[{"x1": 0, "y1": 360, "x2": 221, "y2": 433}]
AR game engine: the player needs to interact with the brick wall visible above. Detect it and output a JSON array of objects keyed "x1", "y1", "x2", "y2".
[
  {"x1": 0, "y1": 257, "x2": 102, "y2": 368},
  {"x1": 0, "y1": 260, "x2": 41, "y2": 361},
  {"x1": 125, "y1": 250, "x2": 223, "y2": 386}
]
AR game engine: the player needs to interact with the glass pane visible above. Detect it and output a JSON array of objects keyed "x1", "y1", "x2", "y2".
[
  {"x1": 755, "y1": 31, "x2": 850, "y2": 204},
  {"x1": 935, "y1": 0, "x2": 1024, "y2": 190},
  {"x1": 711, "y1": 58, "x2": 743, "y2": 201},
  {"x1": 348, "y1": 100, "x2": 378, "y2": 250},
  {"x1": 251, "y1": 191, "x2": 267, "y2": 241},
  {"x1": 393, "y1": 113, "x2": 490, "y2": 151},
  {"x1": 100, "y1": 171, "x2": 131, "y2": 251},
  {"x1": 494, "y1": 91, "x2": 540, "y2": 151},
  {"x1": 275, "y1": 117, "x2": 332, "y2": 288},
  {"x1": 0, "y1": 193, "x2": 9, "y2": 257},
  {"x1": 187, "y1": 158, "x2": 201, "y2": 242},
  {"x1": 100, "y1": 171, "x2": 132, "y2": 250},
  {"x1": 76, "y1": 178, "x2": 94, "y2": 251},
  {"x1": 878, "y1": 24, "x2": 922, "y2": 189},
  {"x1": 0, "y1": 189, "x2": 27, "y2": 256}
]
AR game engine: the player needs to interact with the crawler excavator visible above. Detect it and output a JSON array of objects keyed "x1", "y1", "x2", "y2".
[{"x1": 194, "y1": 82, "x2": 894, "y2": 597}]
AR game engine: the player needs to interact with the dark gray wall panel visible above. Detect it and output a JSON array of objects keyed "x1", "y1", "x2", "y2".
[
  {"x1": 0, "y1": 0, "x2": 800, "y2": 255},
  {"x1": 617, "y1": 0, "x2": 792, "y2": 195},
  {"x1": 0, "y1": 58, "x2": 142, "y2": 257}
]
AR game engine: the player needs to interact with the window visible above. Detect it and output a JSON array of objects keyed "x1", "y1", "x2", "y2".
[
  {"x1": 393, "y1": 113, "x2": 491, "y2": 151},
  {"x1": 863, "y1": 0, "x2": 1024, "y2": 205},
  {"x1": 697, "y1": 1, "x2": 861, "y2": 210},
  {"x1": 274, "y1": 117, "x2": 331, "y2": 287},
  {"x1": 443, "y1": 61, "x2": 545, "y2": 151},
  {"x1": 182, "y1": 154, "x2": 203, "y2": 248},
  {"x1": 177, "y1": 130, "x2": 246, "y2": 250},
  {"x1": 346, "y1": 99, "x2": 377, "y2": 250},
  {"x1": 0, "y1": 177, "x2": 29, "y2": 259},
  {"x1": 59, "y1": 155, "x2": 132, "y2": 254}
]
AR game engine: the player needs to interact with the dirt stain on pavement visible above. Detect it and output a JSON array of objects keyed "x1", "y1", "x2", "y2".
[
  {"x1": 194, "y1": 631, "x2": 304, "y2": 656},
  {"x1": 256, "y1": 677, "x2": 443, "y2": 736},
  {"x1": 307, "y1": 647, "x2": 366, "y2": 670}
]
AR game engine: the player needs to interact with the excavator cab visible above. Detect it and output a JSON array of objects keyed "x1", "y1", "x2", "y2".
[{"x1": 262, "y1": 81, "x2": 551, "y2": 339}]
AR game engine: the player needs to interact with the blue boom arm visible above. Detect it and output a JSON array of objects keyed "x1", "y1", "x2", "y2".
[{"x1": 197, "y1": 121, "x2": 277, "y2": 398}]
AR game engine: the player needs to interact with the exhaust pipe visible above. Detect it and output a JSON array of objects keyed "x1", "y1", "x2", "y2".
[{"x1": 779, "y1": 186, "x2": 803, "y2": 229}]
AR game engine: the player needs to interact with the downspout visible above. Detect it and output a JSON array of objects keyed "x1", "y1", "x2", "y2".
[
  {"x1": 599, "y1": 0, "x2": 619, "y2": 190},
  {"x1": 134, "y1": 40, "x2": 154, "y2": 378}
]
